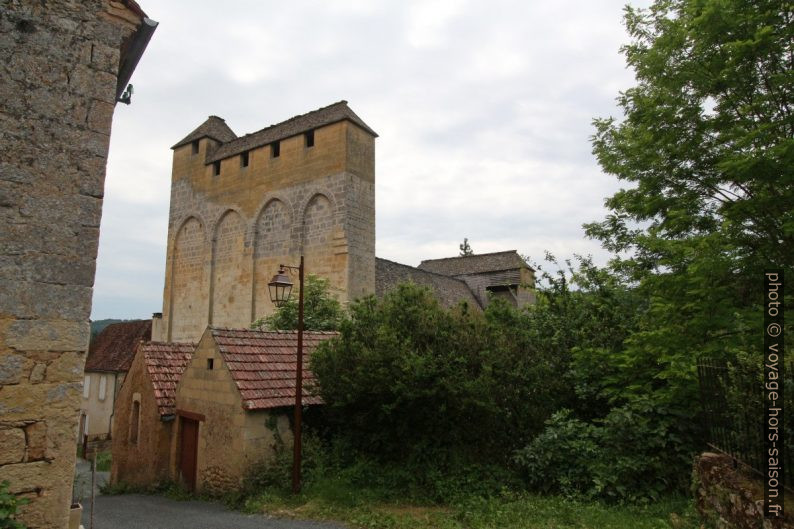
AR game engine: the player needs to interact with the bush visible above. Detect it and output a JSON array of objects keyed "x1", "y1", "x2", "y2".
[
  {"x1": 513, "y1": 410, "x2": 599, "y2": 498},
  {"x1": 310, "y1": 284, "x2": 569, "y2": 473},
  {"x1": 514, "y1": 398, "x2": 693, "y2": 503}
]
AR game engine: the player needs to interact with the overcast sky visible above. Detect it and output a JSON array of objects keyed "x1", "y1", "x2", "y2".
[{"x1": 91, "y1": 0, "x2": 648, "y2": 320}]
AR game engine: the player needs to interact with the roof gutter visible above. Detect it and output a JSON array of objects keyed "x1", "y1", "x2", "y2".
[{"x1": 115, "y1": 16, "x2": 158, "y2": 104}]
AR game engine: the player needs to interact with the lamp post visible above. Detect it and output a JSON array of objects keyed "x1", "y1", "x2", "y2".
[{"x1": 267, "y1": 255, "x2": 304, "y2": 494}]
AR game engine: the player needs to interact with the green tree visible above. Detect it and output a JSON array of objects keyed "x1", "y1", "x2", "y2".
[
  {"x1": 586, "y1": 0, "x2": 793, "y2": 403},
  {"x1": 589, "y1": 0, "x2": 793, "y2": 271},
  {"x1": 252, "y1": 275, "x2": 345, "y2": 331},
  {"x1": 459, "y1": 238, "x2": 473, "y2": 256}
]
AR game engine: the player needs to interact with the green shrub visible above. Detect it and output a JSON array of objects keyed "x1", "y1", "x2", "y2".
[
  {"x1": 513, "y1": 410, "x2": 599, "y2": 497},
  {"x1": 310, "y1": 284, "x2": 569, "y2": 471},
  {"x1": 0, "y1": 481, "x2": 28, "y2": 529},
  {"x1": 515, "y1": 399, "x2": 693, "y2": 503}
]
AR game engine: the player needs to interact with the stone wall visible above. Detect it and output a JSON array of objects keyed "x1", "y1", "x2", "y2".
[
  {"x1": 693, "y1": 452, "x2": 792, "y2": 529},
  {"x1": 0, "y1": 1, "x2": 145, "y2": 527},
  {"x1": 111, "y1": 351, "x2": 172, "y2": 487},
  {"x1": 455, "y1": 268, "x2": 536, "y2": 309},
  {"x1": 158, "y1": 120, "x2": 376, "y2": 343}
]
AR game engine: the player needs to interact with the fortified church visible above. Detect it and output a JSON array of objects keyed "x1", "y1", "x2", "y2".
[
  {"x1": 109, "y1": 101, "x2": 536, "y2": 492},
  {"x1": 150, "y1": 100, "x2": 535, "y2": 343}
]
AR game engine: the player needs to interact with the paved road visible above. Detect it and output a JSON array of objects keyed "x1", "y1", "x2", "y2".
[{"x1": 80, "y1": 494, "x2": 345, "y2": 529}]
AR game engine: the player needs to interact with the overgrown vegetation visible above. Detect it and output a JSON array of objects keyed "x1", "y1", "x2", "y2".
[{"x1": 0, "y1": 481, "x2": 28, "y2": 529}]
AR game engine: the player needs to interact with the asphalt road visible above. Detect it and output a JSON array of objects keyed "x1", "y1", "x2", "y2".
[{"x1": 81, "y1": 494, "x2": 345, "y2": 529}]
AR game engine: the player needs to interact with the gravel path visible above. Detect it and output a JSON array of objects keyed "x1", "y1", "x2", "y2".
[{"x1": 80, "y1": 494, "x2": 346, "y2": 529}]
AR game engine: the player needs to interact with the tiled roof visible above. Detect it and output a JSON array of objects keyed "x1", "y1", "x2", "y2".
[
  {"x1": 418, "y1": 250, "x2": 533, "y2": 276},
  {"x1": 140, "y1": 342, "x2": 196, "y2": 417},
  {"x1": 211, "y1": 327, "x2": 337, "y2": 411},
  {"x1": 171, "y1": 115, "x2": 237, "y2": 149},
  {"x1": 375, "y1": 258, "x2": 482, "y2": 309},
  {"x1": 205, "y1": 101, "x2": 377, "y2": 164},
  {"x1": 85, "y1": 320, "x2": 152, "y2": 372}
]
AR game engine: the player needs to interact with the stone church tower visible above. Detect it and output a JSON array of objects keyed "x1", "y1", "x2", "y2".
[{"x1": 154, "y1": 101, "x2": 376, "y2": 343}]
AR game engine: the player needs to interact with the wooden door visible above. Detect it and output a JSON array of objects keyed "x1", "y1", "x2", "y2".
[{"x1": 179, "y1": 418, "x2": 199, "y2": 490}]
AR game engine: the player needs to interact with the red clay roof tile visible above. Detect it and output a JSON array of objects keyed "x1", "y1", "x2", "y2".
[
  {"x1": 139, "y1": 341, "x2": 195, "y2": 417},
  {"x1": 86, "y1": 320, "x2": 152, "y2": 372},
  {"x1": 210, "y1": 327, "x2": 337, "y2": 411}
]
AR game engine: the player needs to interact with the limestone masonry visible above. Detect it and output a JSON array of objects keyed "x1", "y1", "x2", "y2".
[
  {"x1": 155, "y1": 102, "x2": 377, "y2": 343},
  {"x1": 0, "y1": 1, "x2": 154, "y2": 527}
]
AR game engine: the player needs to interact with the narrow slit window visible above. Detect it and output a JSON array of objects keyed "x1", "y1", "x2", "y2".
[
  {"x1": 130, "y1": 401, "x2": 140, "y2": 444},
  {"x1": 207, "y1": 358, "x2": 214, "y2": 370},
  {"x1": 271, "y1": 141, "x2": 280, "y2": 158},
  {"x1": 191, "y1": 140, "x2": 199, "y2": 155},
  {"x1": 305, "y1": 130, "x2": 315, "y2": 148},
  {"x1": 212, "y1": 160, "x2": 221, "y2": 176},
  {"x1": 240, "y1": 151, "x2": 249, "y2": 168}
]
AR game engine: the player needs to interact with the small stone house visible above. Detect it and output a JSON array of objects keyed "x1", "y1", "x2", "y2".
[
  {"x1": 111, "y1": 341, "x2": 194, "y2": 487},
  {"x1": 81, "y1": 319, "x2": 151, "y2": 450},
  {"x1": 111, "y1": 327, "x2": 335, "y2": 493},
  {"x1": 173, "y1": 327, "x2": 334, "y2": 493}
]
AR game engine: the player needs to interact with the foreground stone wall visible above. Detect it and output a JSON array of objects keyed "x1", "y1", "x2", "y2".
[
  {"x1": 0, "y1": 1, "x2": 143, "y2": 526},
  {"x1": 694, "y1": 452, "x2": 792, "y2": 529}
]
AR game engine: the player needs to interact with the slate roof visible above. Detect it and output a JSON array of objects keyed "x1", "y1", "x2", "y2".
[
  {"x1": 140, "y1": 341, "x2": 196, "y2": 417},
  {"x1": 211, "y1": 327, "x2": 337, "y2": 411},
  {"x1": 85, "y1": 320, "x2": 152, "y2": 372},
  {"x1": 172, "y1": 115, "x2": 238, "y2": 150},
  {"x1": 417, "y1": 250, "x2": 533, "y2": 277},
  {"x1": 375, "y1": 258, "x2": 482, "y2": 309},
  {"x1": 204, "y1": 101, "x2": 377, "y2": 164}
]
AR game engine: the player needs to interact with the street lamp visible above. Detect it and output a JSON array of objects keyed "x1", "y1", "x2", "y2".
[{"x1": 267, "y1": 256, "x2": 304, "y2": 494}]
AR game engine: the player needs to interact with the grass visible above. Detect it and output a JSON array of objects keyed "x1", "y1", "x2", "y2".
[
  {"x1": 236, "y1": 479, "x2": 701, "y2": 529},
  {"x1": 95, "y1": 452, "x2": 111, "y2": 472}
]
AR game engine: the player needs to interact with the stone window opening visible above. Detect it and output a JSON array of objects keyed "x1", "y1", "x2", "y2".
[
  {"x1": 240, "y1": 151, "x2": 249, "y2": 168},
  {"x1": 305, "y1": 130, "x2": 314, "y2": 148},
  {"x1": 207, "y1": 358, "x2": 214, "y2": 370},
  {"x1": 212, "y1": 160, "x2": 221, "y2": 176},
  {"x1": 83, "y1": 375, "x2": 90, "y2": 399},
  {"x1": 271, "y1": 141, "x2": 280, "y2": 158},
  {"x1": 130, "y1": 400, "x2": 140, "y2": 444},
  {"x1": 486, "y1": 284, "x2": 519, "y2": 302},
  {"x1": 191, "y1": 140, "x2": 199, "y2": 155}
]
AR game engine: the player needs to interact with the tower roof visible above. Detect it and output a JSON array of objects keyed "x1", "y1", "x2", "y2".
[
  {"x1": 205, "y1": 100, "x2": 377, "y2": 164},
  {"x1": 171, "y1": 115, "x2": 237, "y2": 149}
]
